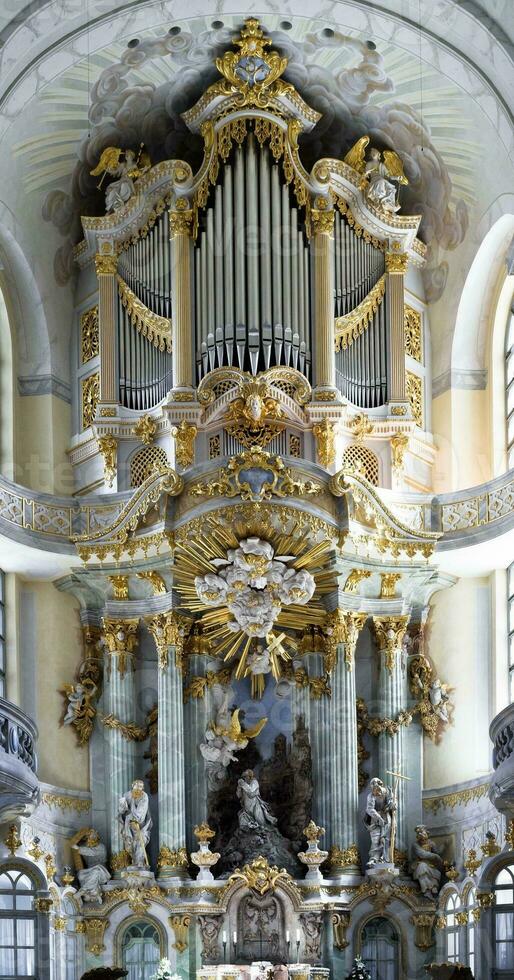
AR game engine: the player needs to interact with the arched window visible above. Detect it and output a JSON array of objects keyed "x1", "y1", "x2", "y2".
[
  {"x1": 445, "y1": 892, "x2": 461, "y2": 963},
  {"x1": 506, "y1": 308, "x2": 514, "y2": 468},
  {"x1": 121, "y1": 921, "x2": 161, "y2": 980},
  {"x1": 0, "y1": 868, "x2": 37, "y2": 978},
  {"x1": 508, "y1": 562, "x2": 514, "y2": 701},
  {"x1": 494, "y1": 864, "x2": 514, "y2": 972},
  {"x1": 465, "y1": 886, "x2": 477, "y2": 974},
  {"x1": 361, "y1": 916, "x2": 400, "y2": 980}
]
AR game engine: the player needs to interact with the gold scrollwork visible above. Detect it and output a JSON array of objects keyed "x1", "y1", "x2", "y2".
[
  {"x1": 334, "y1": 276, "x2": 386, "y2": 352},
  {"x1": 81, "y1": 306, "x2": 99, "y2": 363},
  {"x1": 404, "y1": 305, "x2": 422, "y2": 362},
  {"x1": 189, "y1": 448, "x2": 324, "y2": 501},
  {"x1": 82, "y1": 373, "x2": 100, "y2": 430},
  {"x1": 118, "y1": 275, "x2": 172, "y2": 352},
  {"x1": 228, "y1": 856, "x2": 291, "y2": 896}
]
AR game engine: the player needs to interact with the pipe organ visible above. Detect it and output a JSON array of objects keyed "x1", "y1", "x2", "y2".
[
  {"x1": 333, "y1": 209, "x2": 388, "y2": 408},
  {"x1": 117, "y1": 210, "x2": 173, "y2": 409},
  {"x1": 73, "y1": 17, "x2": 428, "y2": 494},
  {"x1": 194, "y1": 133, "x2": 311, "y2": 382}
]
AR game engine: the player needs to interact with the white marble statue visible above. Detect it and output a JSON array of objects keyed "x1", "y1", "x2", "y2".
[
  {"x1": 428, "y1": 678, "x2": 451, "y2": 723},
  {"x1": 72, "y1": 830, "x2": 111, "y2": 904},
  {"x1": 199, "y1": 685, "x2": 239, "y2": 773},
  {"x1": 364, "y1": 777, "x2": 396, "y2": 865},
  {"x1": 118, "y1": 779, "x2": 152, "y2": 867},
  {"x1": 195, "y1": 537, "x2": 315, "y2": 638},
  {"x1": 237, "y1": 769, "x2": 277, "y2": 831},
  {"x1": 90, "y1": 146, "x2": 150, "y2": 212},
  {"x1": 411, "y1": 825, "x2": 444, "y2": 898}
]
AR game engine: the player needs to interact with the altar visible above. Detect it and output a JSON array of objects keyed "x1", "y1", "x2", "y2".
[{"x1": 197, "y1": 966, "x2": 330, "y2": 980}]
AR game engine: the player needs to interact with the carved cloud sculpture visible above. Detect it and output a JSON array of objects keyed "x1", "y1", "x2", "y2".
[{"x1": 194, "y1": 537, "x2": 315, "y2": 637}]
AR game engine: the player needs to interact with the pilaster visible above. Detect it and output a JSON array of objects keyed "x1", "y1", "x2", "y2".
[
  {"x1": 170, "y1": 208, "x2": 194, "y2": 394},
  {"x1": 385, "y1": 251, "x2": 408, "y2": 406},
  {"x1": 95, "y1": 251, "x2": 118, "y2": 405},
  {"x1": 311, "y1": 207, "x2": 338, "y2": 399}
]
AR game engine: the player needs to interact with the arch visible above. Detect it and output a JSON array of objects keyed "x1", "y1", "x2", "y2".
[
  {"x1": 342, "y1": 444, "x2": 380, "y2": 486},
  {"x1": 357, "y1": 914, "x2": 402, "y2": 980},
  {"x1": 0, "y1": 861, "x2": 43, "y2": 979},
  {"x1": 115, "y1": 915, "x2": 166, "y2": 979},
  {"x1": 129, "y1": 445, "x2": 169, "y2": 488}
]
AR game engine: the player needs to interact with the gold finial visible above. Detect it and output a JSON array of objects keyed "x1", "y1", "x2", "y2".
[
  {"x1": 194, "y1": 822, "x2": 216, "y2": 843},
  {"x1": 303, "y1": 820, "x2": 325, "y2": 842},
  {"x1": 4, "y1": 824, "x2": 22, "y2": 856},
  {"x1": 215, "y1": 19, "x2": 290, "y2": 108},
  {"x1": 464, "y1": 849, "x2": 481, "y2": 876}
]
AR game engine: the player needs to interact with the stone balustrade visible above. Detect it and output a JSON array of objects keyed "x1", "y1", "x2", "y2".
[
  {"x1": 0, "y1": 697, "x2": 39, "y2": 821},
  {"x1": 489, "y1": 702, "x2": 514, "y2": 818}
]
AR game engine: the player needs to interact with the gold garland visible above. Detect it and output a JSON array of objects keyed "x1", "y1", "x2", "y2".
[
  {"x1": 102, "y1": 714, "x2": 148, "y2": 741},
  {"x1": 334, "y1": 275, "x2": 386, "y2": 352},
  {"x1": 117, "y1": 275, "x2": 172, "y2": 352}
]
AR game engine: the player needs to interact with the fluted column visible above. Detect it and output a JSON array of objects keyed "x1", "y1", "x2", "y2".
[
  {"x1": 326, "y1": 610, "x2": 367, "y2": 874},
  {"x1": 385, "y1": 251, "x2": 408, "y2": 405},
  {"x1": 102, "y1": 617, "x2": 139, "y2": 870},
  {"x1": 170, "y1": 208, "x2": 194, "y2": 392},
  {"x1": 147, "y1": 613, "x2": 189, "y2": 879},
  {"x1": 311, "y1": 208, "x2": 337, "y2": 396},
  {"x1": 95, "y1": 252, "x2": 118, "y2": 405},
  {"x1": 372, "y1": 615, "x2": 410, "y2": 854}
]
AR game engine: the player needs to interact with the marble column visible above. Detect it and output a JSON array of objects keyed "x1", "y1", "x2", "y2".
[
  {"x1": 95, "y1": 252, "x2": 118, "y2": 405},
  {"x1": 311, "y1": 208, "x2": 336, "y2": 396},
  {"x1": 147, "y1": 613, "x2": 189, "y2": 879},
  {"x1": 102, "y1": 617, "x2": 139, "y2": 871},
  {"x1": 372, "y1": 615, "x2": 410, "y2": 855},
  {"x1": 385, "y1": 251, "x2": 408, "y2": 405},
  {"x1": 328, "y1": 611, "x2": 367, "y2": 874},
  {"x1": 170, "y1": 208, "x2": 194, "y2": 392}
]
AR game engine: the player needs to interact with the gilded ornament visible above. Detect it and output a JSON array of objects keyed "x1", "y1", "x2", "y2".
[
  {"x1": 423, "y1": 782, "x2": 489, "y2": 815},
  {"x1": 223, "y1": 378, "x2": 285, "y2": 450},
  {"x1": 42, "y1": 793, "x2": 92, "y2": 814},
  {"x1": 209, "y1": 434, "x2": 221, "y2": 459},
  {"x1": 81, "y1": 305, "x2": 99, "y2": 363},
  {"x1": 169, "y1": 209, "x2": 194, "y2": 238},
  {"x1": 157, "y1": 845, "x2": 189, "y2": 870},
  {"x1": 61, "y1": 867, "x2": 75, "y2": 886},
  {"x1": 172, "y1": 420, "x2": 197, "y2": 468},
  {"x1": 334, "y1": 276, "x2": 386, "y2": 353},
  {"x1": 95, "y1": 253, "x2": 117, "y2": 276},
  {"x1": 347, "y1": 413, "x2": 374, "y2": 441},
  {"x1": 344, "y1": 569, "x2": 372, "y2": 594},
  {"x1": 477, "y1": 891, "x2": 495, "y2": 908},
  {"x1": 4, "y1": 824, "x2": 21, "y2": 855},
  {"x1": 303, "y1": 821, "x2": 325, "y2": 842},
  {"x1": 133, "y1": 415, "x2": 157, "y2": 445},
  {"x1": 329, "y1": 844, "x2": 360, "y2": 869},
  {"x1": 480, "y1": 832, "x2": 500, "y2": 857},
  {"x1": 146, "y1": 612, "x2": 186, "y2": 672},
  {"x1": 102, "y1": 714, "x2": 148, "y2": 741},
  {"x1": 108, "y1": 575, "x2": 129, "y2": 600},
  {"x1": 344, "y1": 138, "x2": 408, "y2": 214},
  {"x1": 27, "y1": 837, "x2": 45, "y2": 861},
  {"x1": 506, "y1": 818, "x2": 514, "y2": 850},
  {"x1": 190, "y1": 448, "x2": 324, "y2": 501},
  {"x1": 456, "y1": 911, "x2": 469, "y2": 926},
  {"x1": 137, "y1": 570, "x2": 167, "y2": 595},
  {"x1": 110, "y1": 850, "x2": 130, "y2": 871},
  {"x1": 44, "y1": 854, "x2": 56, "y2": 881},
  {"x1": 390, "y1": 404, "x2": 407, "y2": 416},
  {"x1": 385, "y1": 252, "x2": 409, "y2": 274},
  {"x1": 404, "y1": 306, "x2": 422, "y2": 362},
  {"x1": 53, "y1": 916, "x2": 66, "y2": 931},
  {"x1": 97, "y1": 435, "x2": 117, "y2": 488},
  {"x1": 380, "y1": 572, "x2": 401, "y2": 598},
  {"x1": 194, "y1": 823, "x2": 216, "y2": 843},
  {"x1": 411, "y1": 913, "x2": 435, "y2": 950},
  {"x1": 406, "y1": 371, "x2": 423, "y2": 427},
  {"x1": 60, "y1": 658, "x2": 102, "y2": 746},
  {"x1": 313, "y1": 419, "x2": 336, "y2": 468},
  {"x1": 373, "y1": 616, "x2": 409, "y2": 673},
  {"x1": 444, "y1": 863, "x2": 459, "y2": 882},
  {"x1": 118, "y1": 275, "x2": 172, "y2": 352},
  {"x1": 102, "y1": 618, "x2": 139, "y2": 678},
  {"x1": 311, "y1": 208, "x2": 334, "y2": 235},
  {"x1": 324, "y1": 609, "x2": 367, "y2": 671},
  {"x1": 409, "y1": 654, "x2": 453, "y2": 744},
  {"x1": 84, "y1": 917, "x2": 108, "y2": 955},
  {"x1": 34, "y1": 898, "x2": 53, "y2": 913},
  {"x1": 170, "y1": 914, "x2": 192, "y2": 954},
  {"x1": 82, "y1": 373, "x2": 100, "y2": 429},
  {"x1": 229, "y1": 856, "x2": 291, "y2": 896},
  {"x1": 391, "y1": 432, "x2": 409, "y2": 473},
  {"x1": 472, "y1": 907, "x2": 482, "y2": 922}
]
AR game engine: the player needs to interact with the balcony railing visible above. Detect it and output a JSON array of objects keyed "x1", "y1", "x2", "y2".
[
  {"x1": 489, "y1": 702, "x2": 514, "y2": 818},
  {"x1": 0, "y1": 697, "x2": 39, "y2": 821}
]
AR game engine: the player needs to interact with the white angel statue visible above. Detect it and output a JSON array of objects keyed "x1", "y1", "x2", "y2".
[{"x1": 90, "y1": 144, "x2": 151, "y2": 212}]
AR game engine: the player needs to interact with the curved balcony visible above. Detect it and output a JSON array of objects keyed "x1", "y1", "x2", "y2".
[
  {"x1": 489, "y1": 702, "x2": 514, "y2": 818},
  {"x1": 0, "y1": 698, "x2": 39, "y2": 821}
]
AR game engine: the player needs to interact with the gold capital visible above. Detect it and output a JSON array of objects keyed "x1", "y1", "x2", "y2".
[
  {"x1": 311, "y1": 208, "x2": 335, "y2": 236},
  {"x1": 95, "y1": 253, "x2": 118, "y2": 276},
  {"x1": 169, "y1": 209, "x2": 194, "y2": 238},
  {"x1": 102, "y1": 618, "x2": 139, "y2": 677},
  {"x1": 324, "y1": 609, "x2": 367, "y2": 671},
  {"x1": 372, "y1": 615, "x2": 409, "y2": 672},
  {"x1": 385, "y1": 252, "x2": 408, "y2": 274},
  {"x1": 147, "y1": 612, "x2": 184, "y2": 671}
]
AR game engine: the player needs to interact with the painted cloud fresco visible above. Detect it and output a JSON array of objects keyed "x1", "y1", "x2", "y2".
[{"x1": 37, "y1": 22, "x2": 469, "y2": 298}]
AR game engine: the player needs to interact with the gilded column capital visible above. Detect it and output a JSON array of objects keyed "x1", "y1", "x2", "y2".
[
  {"x1": 311, "y1": 207, "x2": 335, "y2": 236},
  {"x1": 102, "y1": 618, "x2": 139, "y2": 677},
  {"x1": 147, "y1": 611, "x2": 185, "y2": 671},
  {"x1": 169, "y1": 208, "x2": 194, "y2": 238},
  {"x1": 385, "y1": 251, "x2": 408, "y2": 274},
  {"x1": 95, "y1": 253, "x2": 118, "y2": 276},
  {"x1": 372, "y1": 615, "x2": 409, "y2": 673},
  {"x1": 324, "y1": 610, "x2": 367, "y2": 671}
]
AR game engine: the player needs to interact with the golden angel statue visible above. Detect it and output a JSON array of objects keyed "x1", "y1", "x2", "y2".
[
  {"x1": 344, "y1": 136, "x2": 408, "y2": 213},
  {"x1": 90, "y1": 143, "x2": 151, "y2": 212},
  {"x1": 61, "y1": 661, "x2": 101, "y2": 745}
]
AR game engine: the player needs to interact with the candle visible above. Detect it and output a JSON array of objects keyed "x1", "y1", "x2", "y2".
[
  {"x1": 233, "y1": 931, "x2": 237, "y2": 945},
  {"x1": 286, "y1": 930, "x2": 290, "y2": 943},
  {"x1": 296, "y1": 928, "x2": 301, "y2": 943},
  {"x1": 222, "y1": 931, "x2": 227, "y2": 944}
]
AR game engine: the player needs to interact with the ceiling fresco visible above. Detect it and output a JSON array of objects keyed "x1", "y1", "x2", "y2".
[{"x1": 12, "y1": 16, "x2": 479, "y2": 300}]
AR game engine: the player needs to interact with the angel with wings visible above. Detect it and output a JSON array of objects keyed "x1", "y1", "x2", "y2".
[
  {"x1": 90, "y1": 144, "x2": 151, "y2": 213},
  {"x1": 344, "y1": 136, "x2": 408, "y2": 213}
]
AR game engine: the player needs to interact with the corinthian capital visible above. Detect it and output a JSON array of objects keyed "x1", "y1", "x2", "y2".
[
  {"x1": 324, "y1": 610, "x2": 368, "y2": 671},
  {"x1": 102, "y1": 618, "x2": 139, "y2": 677},
  {"x1": 372, "y1": 615, "x2": 409, "y2": 673},
  {"x1": 147, "y1": 612, "x2": 185, "y2": 671}
]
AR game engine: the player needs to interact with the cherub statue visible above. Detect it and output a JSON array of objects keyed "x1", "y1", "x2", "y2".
[
  {"x1": 200, "y1": 686, "x2": 267, "y2": 786},
  {"x1": 90, "y1": 144, "x2": 151, "y2": 212},
  {"x1": 409, "y1": 655, "x2": 453, "y2": 742},
  {"x1": 71, "y1": 828, "x2": 111, "y2": 904},
  {"x1": 61, "y1": 661, "x2": 101, "y2": 745},
  {"x1": 344, "y1": 136, "x2": 408, "y2": 213}
]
